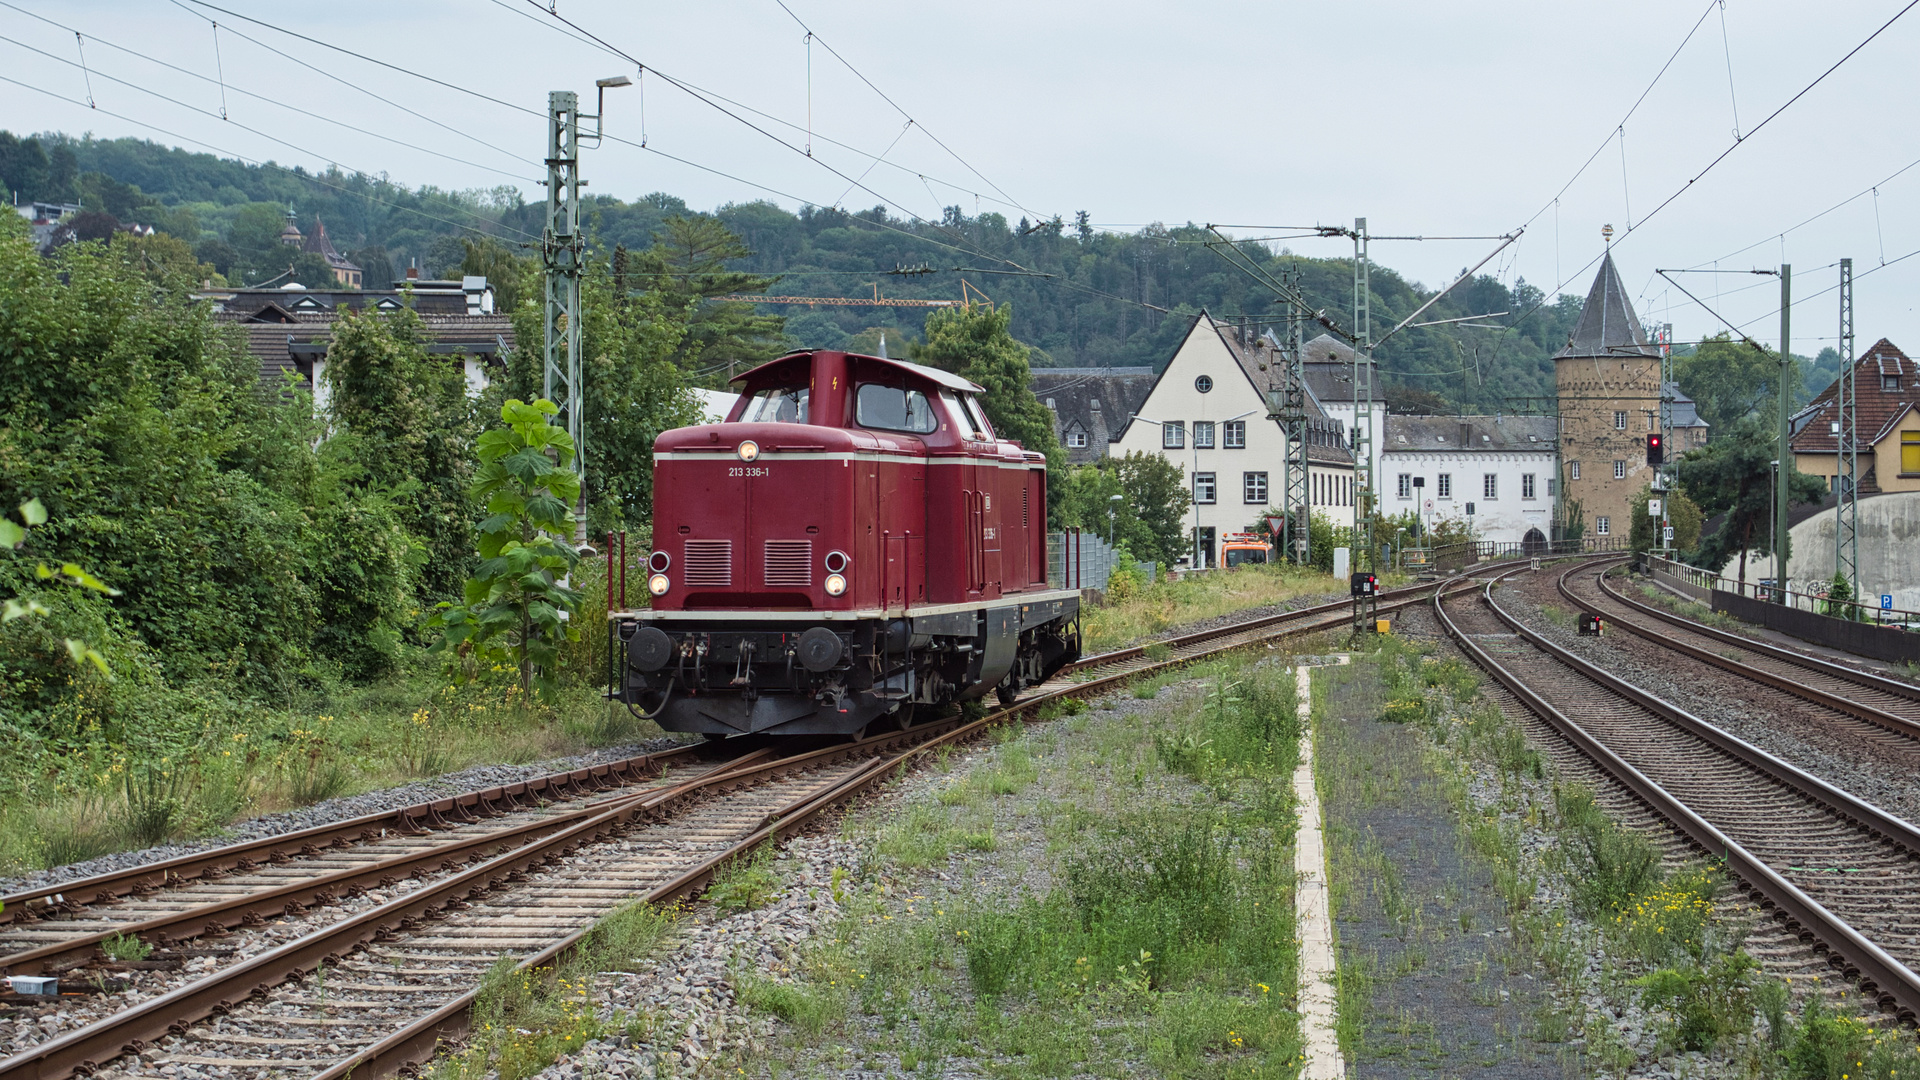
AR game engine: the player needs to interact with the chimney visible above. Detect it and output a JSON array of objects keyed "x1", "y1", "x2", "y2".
[
  {"x1": 1089, "y1": 396, "x2": 1108, "y2": 451},
  {"x1": 406, "y1": 265, "x2": 419, "y2": 281},
  {"x1": 1459, "y1": 421, "x2": 1473, "y2": 447}
]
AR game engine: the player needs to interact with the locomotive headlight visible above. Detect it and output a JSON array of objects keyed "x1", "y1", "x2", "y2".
[
  {"x1": 737, "y1": 440, "x2": 759, "y2": 462},
  {"x1": 824, "y1": 573, "x2": 847, "y2": 596},
  {"x1": 648, "y1": 573, "x2": 671, "y2": 596}
]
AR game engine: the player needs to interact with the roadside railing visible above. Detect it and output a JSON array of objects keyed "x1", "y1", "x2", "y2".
[{"x1": 1642, "y1": 553, "x2": 1920, "y2": 629}]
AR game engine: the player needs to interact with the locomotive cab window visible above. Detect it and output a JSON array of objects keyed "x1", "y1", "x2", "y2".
[
  {"x1": 943, "y1": 391, "x2": 994, "y2": 441},
  {"x1": 854, "y1": 383, "x2": 938, "y2": 434},
  {"x1": 739, "y1": 385, "x2": 810, "y2": 424}
]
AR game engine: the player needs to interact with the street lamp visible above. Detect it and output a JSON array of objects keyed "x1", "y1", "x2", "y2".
[{"x1": 1108, "y1": 493, "x2": 1124, "y2": 547}]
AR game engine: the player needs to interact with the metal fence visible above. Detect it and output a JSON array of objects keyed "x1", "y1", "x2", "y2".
[
  {"x1": 1425, "y1": 535, "x2": 1629, "y2": 574},
  {"x1": 1047, "y1": 530, "x2": 1154, "y2": 591},
  {"x1": 1642, "y1": 554, "x2": 1920, "y2": 628}
]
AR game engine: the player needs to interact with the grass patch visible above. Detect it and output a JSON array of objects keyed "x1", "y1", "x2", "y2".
[
  {"x1": 0, "y1": 672, "x2": 659, "y2": 877},
  {"x1": 706, "y1": 844, "x2": 780, "y2": 913},
  {"x1": 742, "y1": 658, "x2": 1306, "y2": 1078},
  {"x1": 1083, "y1": 562, "x2": 1340, "y2": 654}
]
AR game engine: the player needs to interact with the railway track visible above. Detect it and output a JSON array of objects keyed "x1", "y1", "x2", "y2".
[
  {"x1": 1558, "y1": 558, "x2": 1920, "y2": 744},
  {"x1": 1, "y1": 557, "x2": 1583, "y2": 1080},
  {"x1": 1436, "y1": 565, "x2": 1920, "y2": 1022}
]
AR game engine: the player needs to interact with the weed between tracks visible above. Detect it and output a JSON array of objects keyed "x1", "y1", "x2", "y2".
[
  {"x1": 1346, "y1": 633, "x2": 1920, "y2": 1079},
  {"x1": 737, "y1": 652, "x2": 1313, "y2": 1077},
  {"x1": 430, "y1": 900, "x2": 679, "y2": 1080}
]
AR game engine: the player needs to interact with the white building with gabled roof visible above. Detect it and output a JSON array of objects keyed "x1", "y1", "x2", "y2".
[{"x1": 1110, "y1": 312, "x2": 1356, "y2": 568}]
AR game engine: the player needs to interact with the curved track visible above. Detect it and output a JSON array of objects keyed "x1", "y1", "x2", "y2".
[
  {"x1": 1437, "y1": 565, "x2": 1920, "y2": 1022},
  {"x1": 2, "y1": 560, "x2": 1574, "y2": 1080},
  {"x1": 1559, "y1": 558, "x2": 1920, "y2": 744}
]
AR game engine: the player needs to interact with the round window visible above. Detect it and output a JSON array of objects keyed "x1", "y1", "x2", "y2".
[{"x1": 1194, "y1": 375, "x2": 1213, "y2": 393}]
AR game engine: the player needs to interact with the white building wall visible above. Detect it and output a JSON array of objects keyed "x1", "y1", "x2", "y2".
[
  {"x1": 1378, "y1": 450, "x2": 1558, "y2": 544},
  {"x1": 1111, "y1": 320, "x2": 1355, "y2": 567},
  {"x1": 1318, "y1": 399, "x2": 1380, "y2": 502}
]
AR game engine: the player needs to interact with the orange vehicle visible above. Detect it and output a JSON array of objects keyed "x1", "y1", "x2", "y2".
[{"x1": 1221, "y1": 532, "x2": 1274, "y2": 568}]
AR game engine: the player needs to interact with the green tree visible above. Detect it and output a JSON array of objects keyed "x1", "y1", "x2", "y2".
[
  {"x1": 1628, "y1": 485, "x2": 1703, "y2": 556},
  {"x1": 504, "y1": 248, "x2": 698, "y2": 536},
  {"x1": 1675, "y1": 333, "x2": 1793, "y2": 430},
  {"x1": 1679, "y1": 416, "x2": 1826, "y2": 587},
  {"x1": 1059, "y1": 452, "x2": 1187, "y2": 566},
  {"x1": 323, "y1": 304, "x2": 478, "y2": 601},
  {"x1": 0, "y1": 217, "x2": 319, "y2": 689},
  {"x1": 627, "y1": 215, "x2": 786, "y2": 381},
  {"x1": 911, "y1": 301, "x2": 1067, "y2": 523},
  {"x1": 428, "y1": 398, "x2": 582, "y2": 700}
]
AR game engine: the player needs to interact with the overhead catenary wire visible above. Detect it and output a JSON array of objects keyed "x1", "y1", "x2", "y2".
[
  {"x1": 0, "y1": 74, "x2": 539, "y2": 248},
  {"x1": 0, "y1": 34, "x2": 543, "y2": 242},
  {"x1": 0, "y1": 6, "x2": 542, "y2": 182},
  {"x1": 767, "y1": 0, "x2": 1040, "y2": 222}
]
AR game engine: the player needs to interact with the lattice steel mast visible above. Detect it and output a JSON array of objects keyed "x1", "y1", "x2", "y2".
[
  {"x1": 1269, "y1": 269, "x2": 1311, "y2": 565},
  {"x1": 542, "y1": 78, "x2": 629, "y2": 545},
  {"x1": 1836, "y1": 257, "x2": 1859, "y2": 593},
  {"x1": 1351, "y1": 218, "x2": 1376, "y2": 570}
]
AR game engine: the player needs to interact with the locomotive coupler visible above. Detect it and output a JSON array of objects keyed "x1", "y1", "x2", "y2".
[{"x1": 730, "y1": 638, "x2": 757, "y2": 686}]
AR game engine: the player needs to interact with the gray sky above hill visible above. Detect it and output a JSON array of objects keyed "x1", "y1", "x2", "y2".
[{"x1": 6, "y1": 1, "x2": 1920, "y2": 356}]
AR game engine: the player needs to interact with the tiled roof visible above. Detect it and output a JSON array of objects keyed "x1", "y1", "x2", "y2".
[
  {"x1": 1790, "y1": 339, "x2": 1918, "y2": 453},
  {"x1": 1555, "y1": 252, "x2": 1658, "y2": 359}
]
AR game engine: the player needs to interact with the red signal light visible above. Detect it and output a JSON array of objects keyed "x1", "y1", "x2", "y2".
[{"x1": 1647, "y1": 434, "x2": 1664, "y2": 466}]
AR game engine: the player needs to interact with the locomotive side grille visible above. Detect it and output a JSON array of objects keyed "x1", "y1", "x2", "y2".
[
  {"x1": 763, "y1": 540, "x2": 813, "y2": 586},
  {"x1": 683, "y1": 540, "x2": 733, "y2": 586}
]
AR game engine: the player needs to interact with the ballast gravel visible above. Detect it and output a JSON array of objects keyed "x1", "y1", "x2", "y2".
[{"x1": 1495, "y1": 575, "x2": 1920, "y2": 826}]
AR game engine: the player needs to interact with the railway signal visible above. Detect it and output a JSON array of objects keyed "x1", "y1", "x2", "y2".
[
  {"x1": 1646, "y1": 433, "x2": 1664, "y2": 466},
  {"x1": 1579, "y1": 612, "x2": 1604, "y2": 636}
]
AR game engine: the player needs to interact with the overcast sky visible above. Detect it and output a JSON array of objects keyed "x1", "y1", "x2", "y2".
[{"x1": 6, "y1": 1, "x2": 1919, "y2": 357}]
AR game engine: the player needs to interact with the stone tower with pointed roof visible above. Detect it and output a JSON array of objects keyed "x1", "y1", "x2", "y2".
[{"x1": 1555, "y1": 252, "x2": 1662, "y2": 540}]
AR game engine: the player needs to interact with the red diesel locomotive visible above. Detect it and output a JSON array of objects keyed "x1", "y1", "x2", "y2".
[{"x1": 612, "y1": 349, "x2": 1082, "y2": 737}]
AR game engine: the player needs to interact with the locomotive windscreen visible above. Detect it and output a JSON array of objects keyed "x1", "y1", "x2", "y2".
[
  {"x1": 854, "y1": 383, "x2": 938, "y2": 433},
  {"x1": 740, "y1": 385, "x2": 809, "y2": 423}
]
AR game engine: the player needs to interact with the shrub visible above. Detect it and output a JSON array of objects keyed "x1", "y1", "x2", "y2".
[
  {"x1": 1553, "y1": 786, "x2": 1661, "y2": 919},
  {"x1": 1634, "y1": 951, "x2": 1755, "y2": 1052}
]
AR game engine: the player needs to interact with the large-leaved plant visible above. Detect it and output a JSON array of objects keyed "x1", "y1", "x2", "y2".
[{"x1": 428, "y1": 399, "x2": 581, "y2": 700}]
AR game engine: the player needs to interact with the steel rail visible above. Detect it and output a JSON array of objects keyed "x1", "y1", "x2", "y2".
[
  {"x1": 281, "y1": 570, "x2": 1531, "y2": 1080},
  {"x1": 0, "y1": 749, "x2": 781, "y2": 977},
  {"x1": 1587, "y1": 558, "x2": 1920, "y2": 704},
  {"x1": 1063, "y1": 553, "x2": 1576, "y2": 673},
  {"x1": 1436, "y1": 567, "x2": 1920, "y2": 1021},
  {"x1": 0, "y1": 745, "x2": 710, "y2": 927},
  {"x1": 2, "y1": 564, "x2": 1544, "y2": 1080},
  {"x1": 0, "y1": 720, "x2": 959, "y2": 1080},
  {"x1": 1554, "y1": 558, "x2": 1920, "y2": 741}
]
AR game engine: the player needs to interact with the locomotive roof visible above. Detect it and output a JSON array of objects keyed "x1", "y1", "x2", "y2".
[{"x1": 733, "y1": 350, "x2": 986, "y2": 396}]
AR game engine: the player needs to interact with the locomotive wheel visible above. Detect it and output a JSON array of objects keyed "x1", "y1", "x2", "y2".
[
  {"x1": 702, "y1": 732, "x2": 730, "y2": 743},
  {"x1": 996, "y1": 679, "x2": 1019, "y2": 706},
  {"x1": 892, "y1": 702, "x2": 917, "y2": 731}
]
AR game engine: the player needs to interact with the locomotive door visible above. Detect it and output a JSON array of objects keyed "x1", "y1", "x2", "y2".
[{"x1": 961, "y1": 461, "x2": 987, "y2": 599}]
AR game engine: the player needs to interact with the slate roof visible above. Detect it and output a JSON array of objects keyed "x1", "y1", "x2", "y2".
[
  {"x1": 1030, "y1": 367, "x2": 1156, "y2": 464},
  {"x1": 301, "y1": 217, "x2": 362, "y2": 277},
  {"x1": 1791, "y1": 338, "x2": 1919, "y2": 456},
  {"x1": 1555, "y1": 252, "x2": 1659, "y2": 359},
  {"x1": 1384, "y1": 414, "x2": 1557, "y2": 452},
  {"x1": 1209, "y1": 318, "x2": 1353, "y2": 466},
  {"x1": 1666, "y1": 383, "x2": 1707, "y2": 429},
  {"x1": 221, "y1": 309, "x2": 513, "y2": 388},
  {"x1": 1297, "y1": 334, "x2": 1383, "y2": 405}
]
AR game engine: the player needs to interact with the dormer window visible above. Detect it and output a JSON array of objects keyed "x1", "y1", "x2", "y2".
[{"x1": 1885, "y1": 375, "x2": 1901, "y2": 391}]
